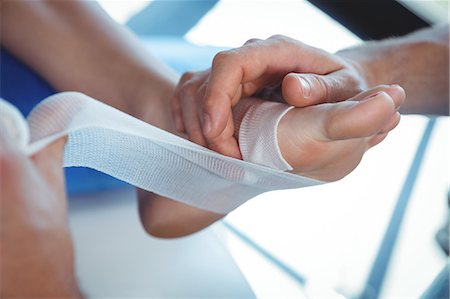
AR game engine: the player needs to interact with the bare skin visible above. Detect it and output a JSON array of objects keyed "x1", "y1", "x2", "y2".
[
  {"x1": 256, "y1": 85, "x2": 404, "y2": 181},
  {"x1": 0, "y1": 133, "x2": 82, "y2": 298},
  {"x1": 173, "y1": 25, "x2": 449, "y2": 159}
]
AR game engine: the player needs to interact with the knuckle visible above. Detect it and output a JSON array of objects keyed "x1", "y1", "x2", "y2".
[
  {"x1": 178, "y1": 82, "x2": 197, "y2": 99},
  {"x1": 267, "y1": 34, "x2": 294, "y2": 45},
  {"x1": 312, "y1": 75, "x2": 331, "y2": 101},
  {"x1": 179, "y1": 75, "x2": 210, "y2": 100},
  {"x1": 212, "y1": 50, "x2": 236, "y2": 67},
  {"x1": 268, "y1": 34, "x2": 286, "y2": 41},
  {"x1": 243, "y1": 38, "x2": 262, "y2": 46},
  {"x1": 180, "y1": 71, "x2": 195, "y2": 83}
]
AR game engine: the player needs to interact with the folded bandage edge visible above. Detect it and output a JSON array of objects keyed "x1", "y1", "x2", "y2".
[{"x1": 238, "y1": 100, "x2": 294, "y2": 171}]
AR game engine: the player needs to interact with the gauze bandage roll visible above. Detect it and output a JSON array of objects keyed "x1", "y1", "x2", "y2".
[{"x1": 0, "y1": 93, "x2": 322, "y2": 214}]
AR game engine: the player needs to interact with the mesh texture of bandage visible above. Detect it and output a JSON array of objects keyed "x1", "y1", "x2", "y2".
[{"x1": 0, "y1": 93, "x2": 322, "y2": 214}]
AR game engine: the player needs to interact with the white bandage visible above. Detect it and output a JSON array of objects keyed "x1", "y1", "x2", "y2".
[
  {"x1": 0, "y1": 93, "x2": 322, "y2": 214},
  {"x1": 235, "y1": 99, "x2": 294, "y2": 171}
]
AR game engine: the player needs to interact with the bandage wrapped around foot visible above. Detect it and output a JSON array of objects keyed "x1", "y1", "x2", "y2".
[
  {"x1": 233, "y1": 98, "x2": 294, "y2": 171},
  {"x1": 0, "y1": 93, "x2": 322, "y2": 214}
]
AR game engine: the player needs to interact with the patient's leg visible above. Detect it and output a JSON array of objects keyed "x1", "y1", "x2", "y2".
[{"x1": 234, "y1": 85, "x2": 404, "y2": 181}]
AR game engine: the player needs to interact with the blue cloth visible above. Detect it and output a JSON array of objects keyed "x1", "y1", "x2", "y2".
[
  {"x1": 0, "y1": 38, "x2": 223, "y2": 195},
  {"x1": 0, "y1": 47, "x2": 129, "y2": 194}
]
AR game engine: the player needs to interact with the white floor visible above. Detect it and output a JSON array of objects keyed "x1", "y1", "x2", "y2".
[{"x1": 68, "y1": 189, "x2": 255, "y2": 298}]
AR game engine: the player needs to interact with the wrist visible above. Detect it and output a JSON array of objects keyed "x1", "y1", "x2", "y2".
[{"x1": 336, "y1": 37, "x2": 417, "y2": 88}]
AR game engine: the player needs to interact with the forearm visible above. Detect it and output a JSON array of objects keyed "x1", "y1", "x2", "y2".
[
  {"x1": 338, "y1": 24, "x2": 449, "y2": 115},
  {"x1": 0, "y1": 0, "x2": 178, "y2": 116}
]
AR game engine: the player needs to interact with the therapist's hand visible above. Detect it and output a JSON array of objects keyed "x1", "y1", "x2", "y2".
[
  {"x1": 172, "y1": 35, "x2": 368, "y2": 158},
  {"x1": 0, "y1": 133, "x2": 81, "y2": 298},
  {"x1": 173, "y1": 26, "x2": 450, "y2": 158}
]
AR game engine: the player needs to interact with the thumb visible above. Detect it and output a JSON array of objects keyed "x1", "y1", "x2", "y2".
[{"x1": 281, "y1": 69, "x2": 363, "y2": 107}]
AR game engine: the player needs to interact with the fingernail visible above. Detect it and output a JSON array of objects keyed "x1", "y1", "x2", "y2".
[
  {"x1": 203, "y1": 113, "x2": 211, "y2": 136},
  {"x1": 296, "y1": 76, "x2": 311, "y2": 99},
  {"x1": 389, "y1": 84, "x2": 400, "y2": 88}
]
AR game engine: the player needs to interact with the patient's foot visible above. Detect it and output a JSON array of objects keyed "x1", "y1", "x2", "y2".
[
  {"x1": 233, "y1": 85, "x2": 405, "y2": 181},
  {"x1": 277, "y1": 85, "x2": 405, "y2": 181},
  {"x1": 138, "y1": 84, "x2": 405, "y2": 238}
]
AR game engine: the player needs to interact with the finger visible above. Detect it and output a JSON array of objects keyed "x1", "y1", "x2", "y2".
[
  {"x1": 352, "y1": 84, "x2": 406, "y2": 109},
  {"x1": 243, "y1": 38, "x2": 263, "y2": 46},
  {"x1": 173, "y1": 71, "x2": 197, "y2": 133},
  {"x1": 323, "y1": 91, "x2": 396, "y2": 141},
  {"x1": 380, "y1": 111, "x2": 401, "y2": 134},
  {"x1": 182, "y1": 105, "x2": 207, "y2": 147},
  {"x1": 171, "y1": 94, "x2": 185, "y2": 133},
  {"x1": 366, "y1": 110, "x2": 401, "y2": 149},
  {"x1": 202, "y1": 50, "x2": 245, "y2": 140},
  {"x1": 281, "y1": 69, "x2": 364, "y2": 107},
  {"x1": 207, "y1": 112, "x2": 242, "y2": 159},
  {"x1": 180, "y1": 90, "x2": 208, "y2": 147},
  {"x1": 176, "y1": 72, "x2": 209, "y2": 146},
  {"x1": 368, "y1": 132, "x2": 389, "y2": 148},
  {"x1": 203, "y1": 35, "x2": 342, "y2": 141}
]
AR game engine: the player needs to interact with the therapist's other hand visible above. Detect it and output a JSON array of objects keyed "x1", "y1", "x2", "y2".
[
  {"x1": 0, "y1": 134, "x2": 81, "y2": 298},
  {"x1": 173, "y1": 35, "x2": 368, "y2": 158}
]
